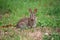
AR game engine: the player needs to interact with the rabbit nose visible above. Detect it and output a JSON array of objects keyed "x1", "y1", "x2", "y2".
[{"x1": 31, "y1": 19, "x2": 34, "y2": 21}]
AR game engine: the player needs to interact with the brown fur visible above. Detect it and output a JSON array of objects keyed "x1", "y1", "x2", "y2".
[{"x1": 16, "y1": 8, "x2": 37, "y2": 29}]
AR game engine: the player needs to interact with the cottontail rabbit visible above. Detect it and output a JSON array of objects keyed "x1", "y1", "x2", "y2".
[{"x1": 16, "y1": 8, "x2": 37, "y2": 29}]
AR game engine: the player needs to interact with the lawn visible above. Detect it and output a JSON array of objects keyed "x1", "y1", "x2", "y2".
[
  {"x1": 0, "y1": 27, "x2": 60, "y2": 40},
  {"x1": 0, "y1": 0, "x2": 60, "y2": 27},
  {"x1": 0, "y1": 0, "x2": 60, "y2": 40}
]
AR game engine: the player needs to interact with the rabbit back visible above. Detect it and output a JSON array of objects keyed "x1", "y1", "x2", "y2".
[{"x1": 16, "y1": 18, "x2": 29, "y2": 29}]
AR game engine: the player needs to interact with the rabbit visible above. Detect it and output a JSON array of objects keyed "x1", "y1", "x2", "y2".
[{"x1": 16, "y1": 8, "x2": 37, "y2": 29}]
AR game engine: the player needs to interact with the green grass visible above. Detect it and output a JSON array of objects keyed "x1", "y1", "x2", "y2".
[
  {"x1": 0, "y1": 0, "x2": 60, "y2": 40},
  {"x1": 43, "y1": 32, "x2": 60, "y2": 40},
  {"x1": 0, "y1": 0, "x2": 60, "y2": 27}
]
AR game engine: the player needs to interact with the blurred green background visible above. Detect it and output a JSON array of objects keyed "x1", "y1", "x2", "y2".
[{"x1": 0, "y1": 0, "x2": 60, "y2": 27}]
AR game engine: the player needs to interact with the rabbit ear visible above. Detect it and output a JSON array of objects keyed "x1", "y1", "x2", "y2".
[
  {"x1": 34, "y1": 8, "x2": 37, "y2": 13},
  {"x1": 29, "y1": 8, "x2": 32, "y2": 13}
]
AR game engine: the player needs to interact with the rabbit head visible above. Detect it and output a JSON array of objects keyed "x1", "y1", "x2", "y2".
[
  {"x1": 28, "y1": 8, "x2": 37, "y2": 28},
  {"x1": 29, "y1": 8, "x2": 37, "y2": 21}
]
